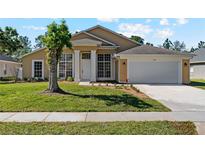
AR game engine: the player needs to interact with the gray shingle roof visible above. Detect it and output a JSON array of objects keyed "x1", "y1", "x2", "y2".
[
  {"x1": 0, "y1": 55, "x2": 18, "y2": 62},
  {"x1": 191, "y1": 48, "x2": 205, "y2": 63},
  {"x1": 118, "y1": 45, "x2": 193, "y2": 56}
]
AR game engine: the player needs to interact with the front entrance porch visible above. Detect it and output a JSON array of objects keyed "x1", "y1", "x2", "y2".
[
  {"x1": 74, "y1": 50, "x2": 97, "y2": 82},
  {"x1": 74, "y1": 50, "x2": 113, "y2": 82}
]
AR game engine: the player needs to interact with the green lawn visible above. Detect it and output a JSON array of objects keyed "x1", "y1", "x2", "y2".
[
  {"x1": 0, "y1": 121, "x2": 197, "y2": 135},
  {"x1": 190, "y1": 79, "x2": 205, "y2": 90},
  {"x1": 0, "y1": 82, "x2": 170, "y2": 112}
]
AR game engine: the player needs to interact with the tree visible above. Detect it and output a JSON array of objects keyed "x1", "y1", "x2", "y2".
[
  {"x1": 130, "y1": 35, "x2": 144, "y2": 45},
  {"x1": 190, "y1": 47, "x2": 198, "y2": 52},
  {"x1": 16, "y1": 36, "x2": 32, "y2": 58},
  {"x1": 173, "y1": 40, "x2": 186, "y2": 52},
  {"x1": 41, "y1": 20, "x2": 72, "y2": 93},
  {"x1": 146, "y1": 42, "x2": 153, "y2": 46},
  {"x1": 162, "y1": 38, "x2": 173, "y2": 50},
  {"x1": 0, "y1": 26, "x2": 31, "y2": 58},
  {"x1": 34, "y1": 35, "x2": 44, "y2": 49},
  {"x1": 198, "y1": 41, "x2": 205, "y2": 48},
  {"x1": 0, "y1": 27, "x2": 22, "y2": 56}
]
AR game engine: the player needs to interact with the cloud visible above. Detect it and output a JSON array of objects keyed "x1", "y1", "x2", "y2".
[
  {"x1": 22, "y1": 25, "x2": 46, "y2": 30},
  {"x1": 155, "y1": 29, "x2": 174, "y2": 39},
  {"x1": 160, "y1": 18, "x2": 169, "y2": 26},
  {"x1": 145, "y1": 19, "x2": 152, "y2": 23},
  {"x1": 176, "y1": 18, "x2": 189, "y2": 25},
  {"x1": 97, "y1": 18, "x2": 119, "y2": 22},
  {"x1": 118, "y1": 23, "x2": 152, "y2": 38}
]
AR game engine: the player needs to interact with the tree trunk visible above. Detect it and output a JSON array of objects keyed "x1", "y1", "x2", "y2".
[{"x1": 47, "y1": 55, "x2": 63, "y2": 93}]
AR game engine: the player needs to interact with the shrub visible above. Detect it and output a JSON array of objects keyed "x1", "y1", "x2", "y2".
[
  {"x1": 23, "y1": 77, "x2": 28, "y2": 81},
  {"x1": 66, "y1": 76, "x2": 74, "y2": 82},
  {"x1": 0, "y1": 76, "x2": 16, "y2": 81}
]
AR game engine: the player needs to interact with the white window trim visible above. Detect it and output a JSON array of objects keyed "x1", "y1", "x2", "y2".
[
  {"x1": 97, "y1": 53, "x2": 113, "y2": 81},
  {"x1": 32, "y1": 60, "x2": 44, "y2": 79},
  {"x1": 58, "y1": 53, "x2": 73, "y2": 79}
]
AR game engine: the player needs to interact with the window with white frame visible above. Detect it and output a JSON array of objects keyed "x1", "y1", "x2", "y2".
[
  {"x1": 97, "y1": 54, "x2": 111, "y2": 78},
  {"x1": 82, "y1": 53, "x2": 91, "y2": 59},
  {"x1": 33, "y1": 61, "x2": 43, "y2": 78},
  {"x1": 59, "y1": 53, "x2": 72, "y2": 78}
]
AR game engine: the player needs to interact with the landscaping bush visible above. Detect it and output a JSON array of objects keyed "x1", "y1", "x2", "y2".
[
  {"x1": 23, "y1": 77, "x2": 28, "y2": 81},
  {"x1": 0, "y1": 76, "x2": 16, "y2": 81},
  {"x1": 66, "y1": 76, "x2": 74, "y2": 82}
]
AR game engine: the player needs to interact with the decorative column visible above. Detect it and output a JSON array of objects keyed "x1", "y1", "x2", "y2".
[
  {"x1": 74, "y1": 50, "x2": 80, "y2": 82},
  {"x1": 91, "y1": 50, "x2": 96, "y2": 82}
]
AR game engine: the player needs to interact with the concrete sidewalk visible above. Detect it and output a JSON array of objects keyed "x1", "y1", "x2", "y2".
[
  {"x1": 1, "y1": 112, "x2": 204, "y2": 134},
  {"x1": 1, "y1": 112, "x2": 205, "y2": 122}
]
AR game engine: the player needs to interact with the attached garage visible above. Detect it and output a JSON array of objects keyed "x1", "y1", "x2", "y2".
[
  {"x1": 128, "y1": 60, "x2": 179, "y2": 83},
  {"x1": 116, "y1": 45, "x2": 193, "y2": 84}
]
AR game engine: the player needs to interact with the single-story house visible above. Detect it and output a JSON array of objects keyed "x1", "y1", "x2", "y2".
[
  {"x1": 21, "y1": 25, "x2": 193, "y2": 84},
  {"x1": 190, "y1": 48, "x2": 205, "y2": 79},
  {"x1": 0, "y1": 55, "x2": 22, "y2": 78}
]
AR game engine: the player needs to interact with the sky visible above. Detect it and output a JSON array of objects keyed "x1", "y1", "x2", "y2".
[{"x1": 0, "y1": 18, "x2": 205, "y2": 50}]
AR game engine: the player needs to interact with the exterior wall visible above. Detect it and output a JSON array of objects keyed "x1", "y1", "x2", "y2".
[
  {"x1": 118, "y1": 55, "x2": 186, "y2": 84},
  {"x1": 0, "y1": 61, "x2": 21, "y2": 77},
  {"x1": 182, "y1": 59, "x2": 190, "y2": 84},
  {"x1": 87, "y1": 28, "x2": 138, "y2": 52},
  {"x1": 22, "y1": 48, "x2": 49, "y2": 79},
  {"x1": 22, "y1": 47, "x2": 116, "y2": 81},
  {"x1": 190, "y1": 64, "x2": 205, "y2": 79}
]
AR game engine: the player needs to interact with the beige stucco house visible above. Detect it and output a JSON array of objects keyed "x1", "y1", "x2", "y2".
[
  {"x1": 21, "y1": 25, "x2": 192, "y2": 84},
  {"x1": 0, "y1": 55, "x2": 21, "y2": 78}
]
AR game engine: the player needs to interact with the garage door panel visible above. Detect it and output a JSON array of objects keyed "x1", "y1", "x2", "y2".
[{"x1": 128, "y1": 61, "x2": 179, "y2": 83}]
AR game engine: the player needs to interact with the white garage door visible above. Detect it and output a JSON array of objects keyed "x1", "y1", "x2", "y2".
[{"x1": 128, "y1": 61, "x2": 179, "y2": 83}]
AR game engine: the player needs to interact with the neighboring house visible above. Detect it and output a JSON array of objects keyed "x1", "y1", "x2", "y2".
[
  {"x1": 190, "y1": 48, "x2": 205, "y2": 79},
  {"x1": 0, "y1": 55, "x2": 21, "y2": 78},
  {"x1": 21, "y1": 25, "x2": 193, "y2": 84}
]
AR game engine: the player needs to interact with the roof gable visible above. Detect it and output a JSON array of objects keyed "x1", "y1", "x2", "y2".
[
  {"x1": 85, "y1": 25, "x2": 139, "y2": 51},
  {"x1": 72, "y1": 31, "x2": 116, "y2": 46},
  {"x1": 85, "y1": 25, "x2": 139, "y2": 45},
  {"x1": 71, "y1": 38, "x2": 102, "y2": 46}
]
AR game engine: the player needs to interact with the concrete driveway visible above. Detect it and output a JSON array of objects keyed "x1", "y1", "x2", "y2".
[{"x1": 134, "y1": 84, "x2": 205, "y2": 111}]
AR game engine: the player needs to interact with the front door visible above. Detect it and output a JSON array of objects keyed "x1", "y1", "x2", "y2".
[
  {"x1": 81, "y1": 53, "x2": 91, "y2": 81},
  {"x1": 182, "y1": 59, "x2": 190, "y2": 84}
]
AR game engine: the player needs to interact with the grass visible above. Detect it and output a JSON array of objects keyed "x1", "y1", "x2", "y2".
[
  {"x1": 0, "y1": 121, "x2": 197, "y2": 135},
  {"x1": 0, "y1": 82, "x2": 170, "y2": 112},
  {"x1": 190, "y1": 79, "x2": 205, "y2": 90}
]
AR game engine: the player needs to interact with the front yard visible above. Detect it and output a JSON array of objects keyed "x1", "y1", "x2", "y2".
[
  {"x1": 190, "y1": 79, "x2": 205, "y2": 90},
  {"x1": 0, "y1": 82, "x2": 170, "y2": 112},
  {"x1": 0, "y1": 121, "x2": 197, "y2": 135}
]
